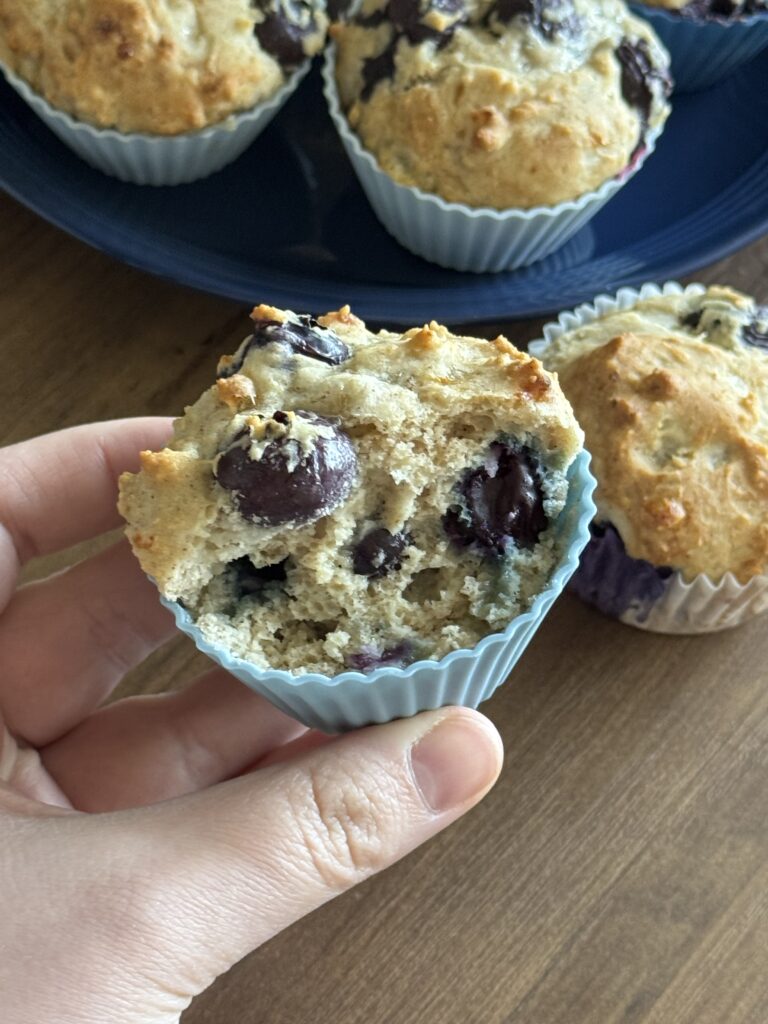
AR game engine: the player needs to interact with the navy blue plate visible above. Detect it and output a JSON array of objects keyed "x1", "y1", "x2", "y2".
[{"x1": 2, "y1": 53, "x2": 767, "y2": 325}]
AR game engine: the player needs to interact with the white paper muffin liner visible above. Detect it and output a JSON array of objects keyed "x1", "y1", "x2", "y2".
[
  {"x1": 321, "y1": 47, "x2": 663, "y2": 274},
  {"x1": 630, "y1": 5, "x2": 768, "y2": 92},
  {"x1": 0, "y1": 59, "x2": 310, "y2": 186},
  {"x1": 529, "y1": 281, "x2": 768, "y2": 634},
  {"x1": 160, "y1": 451, "x2": 596, "y2": 732}
]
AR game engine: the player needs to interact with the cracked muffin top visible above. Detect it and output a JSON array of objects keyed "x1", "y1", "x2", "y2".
[
  {"x1": 332, "y1": 0, "x2": 671, "y2": 209},
  {"x1": 119, "y1": 304, "x2": 583, "y2": 675},
  {"x1": 539, "y1": 287, "x2": 768, "y2": 582},
  {"x1": 0, "y1": 0, "x2": 327, "y2": 134}
]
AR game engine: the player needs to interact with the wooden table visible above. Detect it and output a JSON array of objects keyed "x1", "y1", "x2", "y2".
[{"x1": 3, "y1": 189, "x2": 768, "y2": 1024}]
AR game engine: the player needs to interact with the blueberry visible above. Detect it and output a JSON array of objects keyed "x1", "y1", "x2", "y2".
[
  {"x1": 215, "y1": 411, "x2": 358, "y2": 526},
  {"x1": 251, "y1": 0, "x2": 322, "y2": 66},
  {"x1": 484, "y1": 0, "x2": 580, "y2": 39},
  {"x1": 219, "y1": 314, "x2": 350, "y2": 379},
  {"x1": 615, "y1": 39, "x2": 671, "y2": 127},
  {"x1": 352, "y1": 528, "x2": 410, "y2": 579},
  {"x1": 227, "y1": 556, "x2": 288, "y2": 599},
  {"x1": 443, "y1": 443, "x2": 548, "y2": 555},
  {"x1": 362, "y1": 45, "x2": 398, "y2": 99},
  {"x1": 327, "y1": 0, "x2": 354, "y2": 17},
  {"x1": 346, "y1": 641, "x2": 414, "y2": 672},
  {"x1": 360, "y1": 0, "x2": 466, "y2": 99},
  {"x1": 681, "y1": 309, "x2": 703, "y2": 331}
]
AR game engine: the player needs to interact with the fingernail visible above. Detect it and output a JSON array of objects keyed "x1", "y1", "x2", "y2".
[{"x1": 410, "y1": 713, "x2": 503, "y2": 814}]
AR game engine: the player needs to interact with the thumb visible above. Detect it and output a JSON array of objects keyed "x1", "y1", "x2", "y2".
[{"x1": 132, "y1": 706, "x2": 503, "y2": 1000}]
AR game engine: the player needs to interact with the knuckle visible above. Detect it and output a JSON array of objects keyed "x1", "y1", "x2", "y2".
[{"x1": 289, "y1": 758, "x2": 395, "y2": 891}]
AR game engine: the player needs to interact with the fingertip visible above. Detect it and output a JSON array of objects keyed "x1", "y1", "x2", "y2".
[{"x1": 408, "y1": 707, "x2": 504, "y2": 815}]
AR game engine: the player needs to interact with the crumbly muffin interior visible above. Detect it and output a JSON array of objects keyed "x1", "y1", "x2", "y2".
[{"x1": 119, "y1": 306, "x2": 583, "y2": 675}]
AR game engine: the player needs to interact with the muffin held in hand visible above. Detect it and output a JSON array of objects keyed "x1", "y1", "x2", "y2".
[
  {"x1": 0, "y1": 0, "x2": 327, "y2": 134},
  {"x1": 120, "y1": 305, "x2": 585, "y2": 678},
  {"x1": 535, "y1": 284, "x2": 768, "y2": 633},
  {"x1": 332, "y1": 0, "x2": 671, "y2": 209}
]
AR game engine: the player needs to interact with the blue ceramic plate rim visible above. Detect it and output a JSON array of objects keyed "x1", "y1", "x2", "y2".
[
  {"x1": 2, "y1": 53, "x2": 768, "y2": 324},
  {"x1": 4, "y1": 163, "x2": 766, "y2": 325},
  {"x1": 630, "y1": 3, "x2": 768, "y2": 27}
]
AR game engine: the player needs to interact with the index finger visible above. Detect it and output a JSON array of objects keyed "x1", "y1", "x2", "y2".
[{"x1": 0, "y1": 418, "x2": 172, "y2": 602}]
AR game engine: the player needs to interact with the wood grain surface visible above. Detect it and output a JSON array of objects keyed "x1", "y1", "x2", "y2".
[{"x1": 2, "y1": 189, "x2": 767, "y2": 1024}]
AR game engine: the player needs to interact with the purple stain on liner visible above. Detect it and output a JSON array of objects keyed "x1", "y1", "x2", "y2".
[
  {"x1": 346, "y1": 641, "x2": 414, "y2": 672},
  {"x1": 569, "y1": 522, "x2": 673, "y2": 622}
]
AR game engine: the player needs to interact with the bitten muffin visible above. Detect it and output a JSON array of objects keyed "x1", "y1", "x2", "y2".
[
  {"x1": 637, "y1": 1, "x2": 767, "y2": 18},
  {"x1": 540, "y1": 286, "x2": 768, "y2": 584},
  {"x1": 0, "y1": 0, "x2": 327, "y2": 134},
  {"x1": 119, "y1": 305, "x2": 583, "y2": 675},
  {"x1": 332, "y1": 0, "x2": 671, "y2": 209}
]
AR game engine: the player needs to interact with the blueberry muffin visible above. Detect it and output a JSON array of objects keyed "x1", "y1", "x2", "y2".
[
  {"x1": 540, "y1": 286, "x2": 768, "y2": 587},
  {"x1": 331, "y1": 0, "x2": 671, "y2": 209},
  {"x1": 119, "y1": 305, "x2": 584, "y2": 675},
  {"x1": 638, "y1": 1, "x2": 767, "y2": 18},
  {"x1": 0, "y1": 0, "x2": 327, "y2": 134}
]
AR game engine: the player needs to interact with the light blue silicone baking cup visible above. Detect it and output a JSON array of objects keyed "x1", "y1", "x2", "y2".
[
  {"x1": 630, "y1": 5, "x2": 768, "y2": 91},
  {"x1": 161, "y1": 451, "x2": 596, "y2": 733},
  {"x1": 321, "y1": 48, "x2": 664, "y2": 273}
]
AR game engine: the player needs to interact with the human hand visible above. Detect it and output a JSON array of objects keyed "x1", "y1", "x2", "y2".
[{"x1": 0, "y1": 419, "x2": 504, "y2": 1024}]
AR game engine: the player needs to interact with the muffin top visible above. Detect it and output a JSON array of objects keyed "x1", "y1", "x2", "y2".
[
  {"x1": 332, "y1": 0, "x2": 671, "y2": 209},
  {"x1": 119, "y1": 304, "x2": 583, "y2": 675},
  {"x1": 638, "y1": 0, "x2": 767, "y2": 16},
  {"x1": 0, "y1": 0, "x2": 327, "y2": 134},
  {"x1": 540, "y1": 286, "x2": 768, "y2": 583}
]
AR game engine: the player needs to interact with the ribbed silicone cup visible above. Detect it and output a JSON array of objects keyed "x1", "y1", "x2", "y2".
[
  {"x1": 0, "y1": 60, "x2": 310, "y2": 186},
  {"x1": 321, "y1": 48, "x2": 663, "y2": 274},
  {"x1": 529, "y1": 280, "x2": 768, "y2": 634},
  {"x1": 630, "y1": 5, "x2": 768, "y2": 91},
  {"x1": 161, "y1": 451, "x2": 596, "y2": 732}
]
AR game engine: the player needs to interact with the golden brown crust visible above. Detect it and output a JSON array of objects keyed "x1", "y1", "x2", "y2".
[
  {"x1": 542, "y1": 288, "x2": 768, "y2": 582},
  {"x1": 333, "y1": 0, "x2": 671, "y2": 209},
  {"x1": 0, "y1": 0, "x2": 326, "y2": 134}
]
